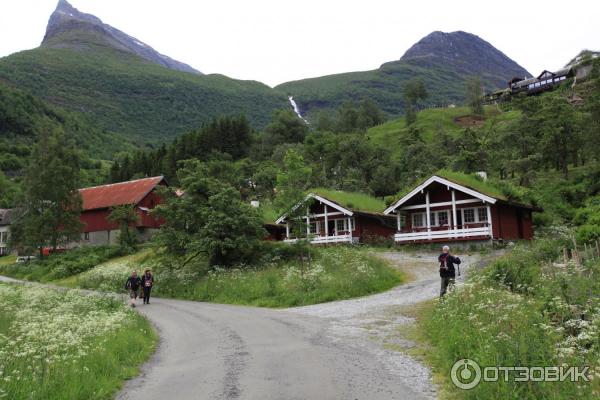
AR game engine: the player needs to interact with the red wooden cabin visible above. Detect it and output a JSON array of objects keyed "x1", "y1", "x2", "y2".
[
  {"x1": 78, "y1": 176, "x2": 166, "y2": 245},
  {"x1": 276, "y1": 192, "x2": 396, "y2": 244},
  {"x1": 384, "y1": 175, "x2": 540, "y2": 244}
]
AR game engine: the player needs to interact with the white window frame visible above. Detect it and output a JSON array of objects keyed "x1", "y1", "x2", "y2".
[
  {"x1": 309, "y1": 222, "x2": 318, "y2": 235},
  {"x1": 461, "y1": 207, "x2": 489, "y2": 225},
  {"x1": 412, "y1": 213, "x2": 424, "y2": 228},
  {"x1": 437, "y1": 210, "x2": 449, "y2": 226},
  {"x1": 84, "y1": 232, "x2": 90, "y2": 241},
  {"x1": 477, "y1": 207, "x2": 488, "y2": 222},
  {"x1": 333, "y1": 218, "x2": 355, "y2": 234}
]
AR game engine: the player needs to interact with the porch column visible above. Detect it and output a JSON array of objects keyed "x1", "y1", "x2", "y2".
[
  {"x1": 347, "y1": 216, "x2": 352, "y2": 238},
  {"x1": 306, "y1": 208, "x2": 310, "y2": 236},
  {"x1": 285, "y1": 222, "x2": 290, "y2": 239},
  {"x1": 451, "y1": 190, "x2": 458, "y2": 237},
  {"x1": 425, "y1": 191, "x2": 431, "y2": 239},
  {"x1": 396, "y1": 212, "x2": 401, "y2": 232},
  {"x1": 487, "y1": 204, "x2": 493, "y2": 239},
  {"x1": 324, "y1": 204, "x2": 329, "y2": 237}
]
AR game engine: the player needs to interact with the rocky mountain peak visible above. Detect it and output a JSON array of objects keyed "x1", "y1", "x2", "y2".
[
  {"x1": 398, "y1": 30, "x2": 531, "y2": 85},
  {"x1": 42, "y1": 0, "x2": 201, "y2": 75}
]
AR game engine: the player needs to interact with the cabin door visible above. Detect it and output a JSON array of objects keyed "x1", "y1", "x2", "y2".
[
  {"x1": 455, "y1": 212, "x2": 463, "y2": 229},
  {"x1": 328, "y1": 220, "x2": 335, "y2": 236}
]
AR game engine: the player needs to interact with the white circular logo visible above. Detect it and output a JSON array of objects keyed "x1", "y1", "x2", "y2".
[{"x1": 451, "y1": 359, "x2": 481, "y2": 390}]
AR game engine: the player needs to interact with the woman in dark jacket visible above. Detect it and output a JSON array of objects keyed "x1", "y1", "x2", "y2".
[{"x1": 141, "y1": 269, "x2": 154, "y2": 304}]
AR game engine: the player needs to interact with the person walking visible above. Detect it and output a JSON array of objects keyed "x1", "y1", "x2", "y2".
[
  {"x1": 439, "y1": 245, "x2": 461, "y2": 298},
  {"x1": 141, "y1": 269, "x2": 154, "y2": 304},
  {"x1": 125, "y1": 270, "x2": 142, "y2": 307}
]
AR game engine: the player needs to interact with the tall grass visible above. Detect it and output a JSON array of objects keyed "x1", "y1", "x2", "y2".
[
  {"x1": 421, "y1": 240, "x2": 600, "y2": 399},
  {"x1": 0, "y1": 283, "x2": 156, "y2": 400},
  {"x1": 75, "y1": 247, "x2": 403, "y2": 307}
]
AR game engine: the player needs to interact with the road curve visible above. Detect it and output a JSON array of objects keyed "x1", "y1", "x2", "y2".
[{"x1": 117, "y1": 297, "x2": 422, "y2": 400}]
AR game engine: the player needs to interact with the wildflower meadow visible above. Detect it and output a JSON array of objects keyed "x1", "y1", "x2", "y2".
[
  {"x1": 422, "y1": 240, "x2": 600, "y2": 399},
  {"x1": 0, "y1": 283, "x2": 156, "y2": 400}
]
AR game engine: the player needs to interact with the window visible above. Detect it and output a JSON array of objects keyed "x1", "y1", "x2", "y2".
[
  {"x1": 438, "y1": 211, "x2": 449, "y2": 226},
  {"x1": 528, "y1": 84, "x2": 534, "y2": 89},
  {"x1": 349, "y1": 218, "x2": 356, "y2": 231},
  {"x1": 335, "y1": 219, "x2": 345, "y2": 233},
  {"x1": 0, "y1": 231, "x2": 5, "y2": 244},
  {"x1": 413, "y1": 213, "x2": 424, "y2": 228},
  {"x1": 84, "y1": 232, "x2": 90, "y2": 241},
  {"x1": 478, "y1": 207, "x2": 488, "y2": 222},
  {"x1": 463, "y1": 208, "x2": 475, "y2": 223},
  {"x1": 309, "y1": 222, "x2": 318, "y2": 234},
  {"x1": 429, "y1": 212, "x2": 436, "y2": 226}
]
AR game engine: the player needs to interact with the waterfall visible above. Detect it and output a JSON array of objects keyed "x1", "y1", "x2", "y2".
[{"x1": 288, "y1": 96, "x2": 309, "y2": 125}]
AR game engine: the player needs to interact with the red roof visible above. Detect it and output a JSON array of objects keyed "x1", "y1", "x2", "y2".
[{"x1": 79, "y1": 176, "x2": 165, "y2": 211}]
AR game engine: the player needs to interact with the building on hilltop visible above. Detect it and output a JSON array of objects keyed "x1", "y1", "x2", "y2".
[
  {"x1": 78, "y1": 176, "x2": 167, "y2": 245},
  {"x1": 275, "y1": 190, "x2": 396, "y2": 245},
  {"x1": 384, "y1": 174, "x2": 541, "y2": 244}
]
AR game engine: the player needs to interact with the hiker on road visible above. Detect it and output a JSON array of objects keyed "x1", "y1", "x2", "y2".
[
  {"x1": 125, "y1": 271, "x2": 142, "y2": 307},
  {"x1": 141, "y1": 269, "x2": 154, "y2": 305},
  {"x1": 439, "y1": 245, "x2": 461, "y2": 298}
]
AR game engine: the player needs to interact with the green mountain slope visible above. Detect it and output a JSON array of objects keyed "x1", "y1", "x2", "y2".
[
  {"x1": 0, "y1": 2, "x2": 288, "y2": 145},
  {"x1": 277, "y1": 31, "x2": 530, "y2": 120}
]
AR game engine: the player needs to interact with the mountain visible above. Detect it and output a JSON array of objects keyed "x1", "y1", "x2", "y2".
[
  {"x1": 276, "y1": 31, "x2": 531, "y2": 119},
  {"x1": 43, "y1": 0, "x2": 201, "y2": 75},
  {"x1": 0, "y1": 0, "x2": 288, "y2": 146}
]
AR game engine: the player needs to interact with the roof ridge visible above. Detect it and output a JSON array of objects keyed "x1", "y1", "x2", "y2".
[{"x1": 79, "y1": 176, "x2": 163, "y2": 191}]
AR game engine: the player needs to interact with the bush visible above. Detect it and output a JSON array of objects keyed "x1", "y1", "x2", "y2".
[{"x1": 0, "y1": 246, "x2": 126, "y2": 282}]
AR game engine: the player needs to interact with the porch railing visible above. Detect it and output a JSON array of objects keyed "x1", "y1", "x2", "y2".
[
  {"x1": 284, "y1": 234, "x2": 357, "y2": 244},
  {"x1": 394, "y1": 225, "x2": 491, "y2": 242}
]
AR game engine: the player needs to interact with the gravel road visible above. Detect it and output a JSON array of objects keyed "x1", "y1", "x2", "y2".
[
  {"x1": 117, "y1": 250, "x2": 481, "y2": 400},
  {"x1": 1, "y1": 250, "x2": 481, "y2": 400}
]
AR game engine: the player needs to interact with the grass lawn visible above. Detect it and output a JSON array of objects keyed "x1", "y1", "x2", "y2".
[{"x1": 0, "y1": 283, "x2": 157, "y2": 400}]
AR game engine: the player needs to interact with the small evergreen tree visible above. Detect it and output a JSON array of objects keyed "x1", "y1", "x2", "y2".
[
  {"x1": 403, "y1": 78, "x2": 428, "y2": 126},
  {"x1": 12, "y1": 128, "x2": 82, "y2": 256}
]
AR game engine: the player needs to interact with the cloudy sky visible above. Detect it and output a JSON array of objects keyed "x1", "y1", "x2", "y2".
[{"x1": 0, "y1": 0, "x2": 598, "y2": 87}]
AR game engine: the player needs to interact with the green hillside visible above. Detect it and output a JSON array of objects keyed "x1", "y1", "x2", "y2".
[
  {"x1": 276, "y1": 31, "x2": 530, "y2": 120},
  {"x1": 0, "y1": 43, "x2": 288, "y2": 145},
  {"x1": 0, "y1": 80, "x2": 119, "y2": 180}
]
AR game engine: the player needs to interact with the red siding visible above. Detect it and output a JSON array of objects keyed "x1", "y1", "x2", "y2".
[{"x1": 80, "y1": 188, "x2": 165, "y2": 233}]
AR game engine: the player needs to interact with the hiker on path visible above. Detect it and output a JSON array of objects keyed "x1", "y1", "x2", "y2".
[
  {"x1": 125, "y1": 270, "x2": 142, "y2": 307},
  {"x1": 439, "y1": 245, "x2": 461, "y2": 298},
  {"x1": 141, "y1": 269, "x2": 154, "y2": 305}
]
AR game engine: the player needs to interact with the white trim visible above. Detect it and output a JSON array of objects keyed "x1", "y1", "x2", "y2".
[
  {"x1": 487, "y1": 205, "x2": 493, "y2": 239},
  {"x1": 384, "y1": 175, "x2": 497, "y2": 214},
  {"x1": 324, "y1": 204, "x2": 329, "y2": 237},
  {"x1": 276, "y1": 193, "x2": 353, "y2": 224},
  {"x1": 394, "y1": 226, "x2": 491, "y2": 242},
  {"x1": 425, "y1": 191, "x2": 431, "y2": 239},
  {"x1": 399, "y1": 198, "x2": 482, "y2": 210}
]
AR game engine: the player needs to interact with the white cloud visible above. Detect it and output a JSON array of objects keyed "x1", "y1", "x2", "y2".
[{"x1": 0, "y1": 0, "x2": 598, "y2": 87}]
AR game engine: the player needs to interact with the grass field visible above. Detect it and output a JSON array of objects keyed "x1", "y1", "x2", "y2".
[
  {"x1": 37, "y1": 246, "x2": 403, "y2": 308},
  {"x1": 0, "y1": 283, "x2": 157, "y2": 400}
]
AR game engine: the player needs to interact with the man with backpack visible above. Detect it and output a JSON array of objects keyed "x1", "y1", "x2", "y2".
[
  {"x1": 141, "y1": 269, "x2": 154, "y2": 305},
  {"x1": 125, "y1": 270, "x2": 142, "y2": 307},
  {"x1": 439, "y1": 245, "x2": 461, "y2": 298}
]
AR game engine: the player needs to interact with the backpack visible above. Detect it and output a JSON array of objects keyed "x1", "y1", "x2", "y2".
[{"x1": 439, "y1": 254, "x2": 449, "y2": 274}]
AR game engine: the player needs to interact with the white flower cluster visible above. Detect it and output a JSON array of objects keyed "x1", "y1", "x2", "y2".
[{"x1": 0, "y1": 283, "x2": 133, "y2": 397}]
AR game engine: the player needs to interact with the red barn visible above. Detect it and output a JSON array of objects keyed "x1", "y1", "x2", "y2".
[
  {"x1": 384, "y1": 175, "x2": 541, "y2": 244},
  {"x1": 275, "y1": 191, "x2": 396, "y2": 244},
  {"x1": 78, "y1": 176, "x2": 166, "y2": 245}
]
